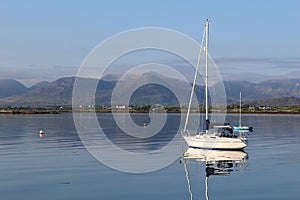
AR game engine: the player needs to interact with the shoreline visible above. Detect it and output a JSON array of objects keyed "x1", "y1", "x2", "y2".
[{"x1": 1, "y1": 108, "x2": 300, "y2": 115}]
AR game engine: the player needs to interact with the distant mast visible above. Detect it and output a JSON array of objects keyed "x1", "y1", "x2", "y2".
[
  {"x1": 239, "y1": 91, "x2": 242, "y2": 127},
  {"x1": 205, "y1": 19, "x2": 209, "y2": 133}
]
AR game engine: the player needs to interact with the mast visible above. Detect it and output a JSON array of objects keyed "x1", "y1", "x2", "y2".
[
  {"x1": 205, "y1": 19, "x2": 209, "y2": 133},
  {"x1": 239, "y1": 91, "x2": 242, "y2": 127}
]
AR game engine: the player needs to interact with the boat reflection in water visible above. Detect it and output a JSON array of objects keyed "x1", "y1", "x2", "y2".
[{"x1": 182, "y1": 148, "x2": 248, "y2": 200}]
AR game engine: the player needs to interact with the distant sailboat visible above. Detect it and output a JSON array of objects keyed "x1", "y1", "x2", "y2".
[
  {"x1": 182, "y1": 20, "x2": 248, "y2": 150},
  {"x1": 233, "y1": 92, "x2": 253, "y2": 131}
]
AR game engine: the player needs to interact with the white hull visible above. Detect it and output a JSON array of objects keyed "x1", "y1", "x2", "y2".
[{"x1": 183, "y1": 134, "x2": 247, "y2": 150}]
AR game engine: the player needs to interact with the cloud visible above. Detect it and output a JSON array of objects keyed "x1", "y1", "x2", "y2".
[
  {"x1": 1, "y1": 56, "x2": 299, "y2": 87},
  {"x1": 214, "y1": 57, "x2": 300, "y2": 69},
  {"x1": 158, "y1": 56, "x2": 300, "y2": 83},
  {"x1": 272, "y1": 57, "x2": 300, "y2": 69},
  {"x1": 214, "y1": 57, "x2": 273, "y2": 63},
  {"x1": 211, "y1": 57, "x2": 300, "y2": 82}
]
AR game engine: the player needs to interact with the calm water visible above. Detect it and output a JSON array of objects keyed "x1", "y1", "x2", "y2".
[{"x1": 0, "y1": 113, "x2": 300, "y2": 200}]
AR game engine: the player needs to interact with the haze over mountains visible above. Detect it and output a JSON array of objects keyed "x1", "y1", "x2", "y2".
[{"x1": 0, "y1": 74, "x2": 300, "y2": 106}]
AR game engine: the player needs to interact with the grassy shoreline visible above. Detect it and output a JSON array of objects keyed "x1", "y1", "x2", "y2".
[{"x1": 1, "y1": 105, "x2": 300, "y2": 114}]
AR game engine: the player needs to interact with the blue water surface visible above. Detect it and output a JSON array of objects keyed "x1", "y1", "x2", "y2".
[{"x1": 0, "y1": 113, "x2": 299, "y2": 200}]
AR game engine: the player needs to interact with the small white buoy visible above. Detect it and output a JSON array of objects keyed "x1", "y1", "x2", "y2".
[
  {"x1": 39, "y1": 130, "x2": 44, "y2": 138},
  {"x1": 144, "y1": 123, "x2": 147, "y2": 127}
]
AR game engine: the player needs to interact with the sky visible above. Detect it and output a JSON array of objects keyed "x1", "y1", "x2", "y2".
[{"x1": 1, "y1": 0, "x2": 300, "y2": 86}]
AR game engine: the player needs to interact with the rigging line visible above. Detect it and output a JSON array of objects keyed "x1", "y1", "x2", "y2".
[{"x1": 183, "y1": 26, "x2": 206, "y2": 135}]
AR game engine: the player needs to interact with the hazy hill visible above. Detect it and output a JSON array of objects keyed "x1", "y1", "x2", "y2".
[
  {"x1": 243, "y1": 96, "x2": 300, "y2": 107},
  {"x1": 0, "y1": 77, "x2": 75, "y2": 106},
  {"x1": 0, "y1": 79, "x2": 28, "y2": 98},
  {"x1": 29, "y1": 81, "x2": 50, "y2": 91},
  {"x1": 112, "y1": 72, "x2": 203, "y2": 106},
  {"x1": 0, "y1": 74, "x2": 201, "y2": 106},
  {"x1": 0, "y1": 77, "x2": 116, "y2": 106},
  {"x1": 224, "y1": 79, "x2": 300, "y2": 102},
  {"x1": 256, "y1": 79, "x2": 300, "y2": 98},
  {"x1": 0, "y1": 75, "x2": 299, "y2": 106}
]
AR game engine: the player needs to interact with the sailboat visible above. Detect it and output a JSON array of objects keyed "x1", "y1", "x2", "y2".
[
  {"x1": 182, "y1": 20, "x2": 248, "y2": 150},
  {"x1": 233, "y1": 92, "x2": 253, "y2": 131}
]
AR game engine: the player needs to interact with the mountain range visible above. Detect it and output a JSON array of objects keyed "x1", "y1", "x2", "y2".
[{"x1": 0, "y1": 74, "x2": 299, "y2": 106}]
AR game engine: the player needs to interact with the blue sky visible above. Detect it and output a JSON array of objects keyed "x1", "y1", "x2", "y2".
[{"x1": 1, "y1": 0, "x2": 300, "y2": 86}]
